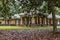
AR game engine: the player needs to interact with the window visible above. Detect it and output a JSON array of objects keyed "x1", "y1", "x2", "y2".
[
  {"x1": 24, "y1": 18, "x2": 27, "y2": 24},
  {"x1": 15, "y1": 20, "x2": 20, "y2": 25},
  {"x1": 5, "y1": 20, "x2": 9, "y2": 25},
  {"x1": 57, "y1": 20, "x2": 60, "y2": 24}
]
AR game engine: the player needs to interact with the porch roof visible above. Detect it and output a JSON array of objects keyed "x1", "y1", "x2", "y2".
[{"x1": 47, "y1": 14, "x2": 60, "y2": 18}]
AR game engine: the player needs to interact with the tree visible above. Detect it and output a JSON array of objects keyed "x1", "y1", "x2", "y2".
[
  {"x1": 50, "y1": 1, "x2": 57, "y2": 32},
  {"x1": 20, "y1": 0, "x2": 60, "y2": 32},
  {"x1": 20, "y1": 0, "x2": 48, "y2": 26},
  {"x1": 0, "y1": 0, "x2": 18, "y2": 25},
  {"x1": 0, "y1": 0, "x2": 59, "y2": 32},
  {"x1": 45, "y1": 0, "x2": 60, "y2": 32}
]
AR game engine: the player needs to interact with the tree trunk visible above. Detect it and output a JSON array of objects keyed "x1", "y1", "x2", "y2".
[
  {"x1": 38, "y1": 16, "x2": 40, "y2": 26},
  {"x1": 27, "y1": 17, "x2": 29, "y2": 26},
  {"x1": 52, "y1": 11, "x2": 57, "y2": 32},
  {"x1": 41, "y1": 17, "x2": 44, "y2": 26},
  {"x1": 7, "y1": 20, "x2": 9, "y2": 25},
  {"x1": 29, "y1": 17, "x2": 32, "y2": 26},
  {"x1": 46, "y1": 16, "x2": 48, "y2": 26},
  {"x1": 29, "y1": 17, "x2": 31, "y2": 26},
  {"x1": 51, "y1": 2, "x2": 57, "y2": 32}
]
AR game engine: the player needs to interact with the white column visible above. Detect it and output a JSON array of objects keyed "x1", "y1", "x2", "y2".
[{"x1": 20, "y1": 18, "x2": 23, "y2": 25}]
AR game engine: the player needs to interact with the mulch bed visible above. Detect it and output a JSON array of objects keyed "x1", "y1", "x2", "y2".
[{"x1": 0, "y1": 29, "x2": 60, "y2": 40}]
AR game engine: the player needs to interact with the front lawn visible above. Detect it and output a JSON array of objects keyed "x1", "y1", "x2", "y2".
[
  {"x1": 0, "y1": 26, "x2": 60, "y2": 30},
  {"x1": 0, "y1": 26, "x2": 53, "y2": 29}
]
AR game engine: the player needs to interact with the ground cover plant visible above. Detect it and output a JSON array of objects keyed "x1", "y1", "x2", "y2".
[
  {"x1": 0, "y1": 29, "x2": 60, "y2": 40},
  {"x1": 0, "y1": 26, "x2": 59, "y2": 40}
]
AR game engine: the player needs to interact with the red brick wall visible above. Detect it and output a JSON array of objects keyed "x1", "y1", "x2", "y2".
[
  {"x1": 1, "y1": 20, "x2": 5, "y2": 24},
  {"x1": 9, "y1": 19, "x2": 15, "y2": 24}
]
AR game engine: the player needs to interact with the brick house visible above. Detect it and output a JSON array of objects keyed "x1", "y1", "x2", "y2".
[{"x1": 0, "y1": 13, "x2": 60, "y2": 26}]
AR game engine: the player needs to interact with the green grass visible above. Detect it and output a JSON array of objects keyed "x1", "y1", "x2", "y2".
[
  {"x1": 0, "y1": 26, "x2": 59, "y2": 30},
  {"x1": 0, "y1": 26, "x2": 53, "y2": 30}
]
